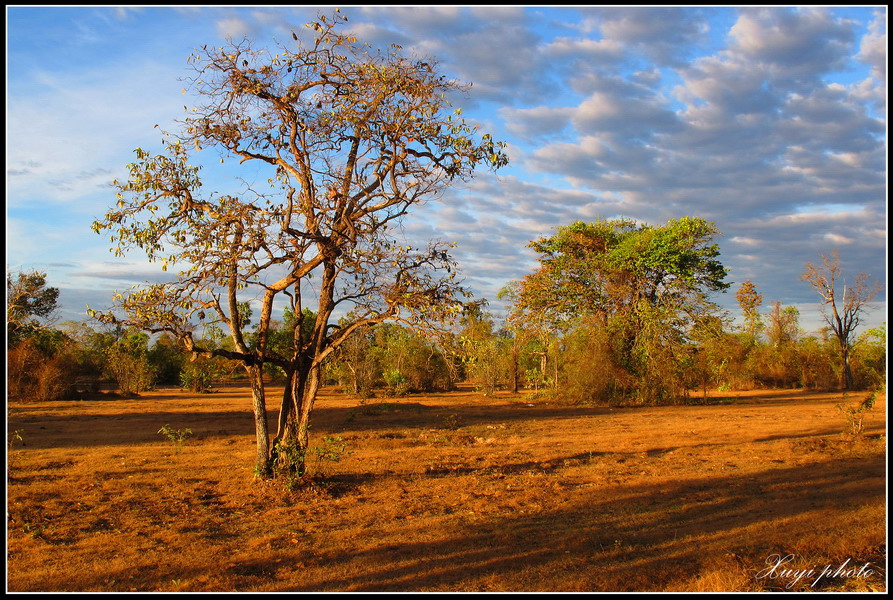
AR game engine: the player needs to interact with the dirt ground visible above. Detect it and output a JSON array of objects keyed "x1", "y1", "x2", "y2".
[{"x1": 6, "y1": 384, "x2": 887, "y2": 592}]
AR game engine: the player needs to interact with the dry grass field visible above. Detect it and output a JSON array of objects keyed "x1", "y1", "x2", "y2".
[{"x1": 6, "y1": 384, "x2": 887, "y2": 592}]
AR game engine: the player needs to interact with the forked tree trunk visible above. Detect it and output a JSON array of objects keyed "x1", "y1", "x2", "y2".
[{"x1": 271, "y1": 362, "x2": 323, "y2": 479}]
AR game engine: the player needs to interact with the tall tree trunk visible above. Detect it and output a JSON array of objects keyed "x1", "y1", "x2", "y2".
[
  {"x1": 247, "y1": 364, "x2": 271, "y2": 476},
  {"x1": 509, "y1": 340, "x2": 519, "y2": 394},
  {"x1": 841, "y1": 340, "x2": 853, "y2": 390},
  {"x1": 275, "y1": 363, "x2": 313, "y2": 478},
  {"x1": 270, "y1": 370, "x2": 296, "y2": 463},
  {"x1": 294, "y1": 364, "x2": 322, "y2": 461}
]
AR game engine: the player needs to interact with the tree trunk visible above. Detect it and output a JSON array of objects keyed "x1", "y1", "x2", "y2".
[
  {"x1": 247, "y1": 364, "x2": 271, "y2": 476},
  {"x1": 269, "y1": 370, "x2": 295, "y2": 463},
  {"x1": 274, "y1": 363, "x2": 318, "y2": 479},
  {"x1": 294, "y1": 365, "x2": 322, "y2": 455},
  {"x1": 510, "y1": 341, "x2": 519, "y2": 393},
  {"x1": 841, "y1": 341, "x2": 853, "y2": 390}
]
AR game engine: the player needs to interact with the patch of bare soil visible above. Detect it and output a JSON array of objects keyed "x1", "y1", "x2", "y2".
[{"x1": 6, "y1": 385, "x2": 886, "y2": 592}]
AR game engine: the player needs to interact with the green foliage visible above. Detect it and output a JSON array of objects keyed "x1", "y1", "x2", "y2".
[
  {"x1": 60, "y1": 322, "x2": 117, "y2": 386},
  {"x1": 455, "y1": 304, "x2": 513, "y2": 395},
  {"x1": 851, "y1": 324, "x2": 887, "y2": 391},
  {"x1": 7, "y1": 270, "x2": 60, "y2": 345},
  {"x1": 518, "y1": 217, "x2": 728, "y2": 331},
  {"x1": 512, "y1": 216, "x2": 729, "y2": 404},
  {"x1": 312, "y1": 435, "x2": 350, "y2": 465},
  {"x1": 272, "y1": 435, "x2": 351, "y2": 489},
  {"x1": 148, "y1": 333, "x2": 187, "y2": 385},
  {"x1": 272, "y1": 438, "x2": 309, "y2": 489},
  {"x1": 795, "y1": 336, "x2": 840, "y2": 390},
  {"x1": 382, "y1": 368, "x2": 410, "y2": 397},
  {"x1": 327, "y1": 321, "x2": 379, "y2": 396},
  {"x1": 179, "y1": 359, "x2": 215, "y2": 393},
  {"x1": 837, "y1": 392, "x2": 876, "y2": 438},
  {"x1": 372, "y1": 323, "x2": 453, "y2": 394},
  {"x1": 104, "y1": 330, "x2": 155, "y2": 395},
  {"x1": 157, "y1": 424, "x2": 193, "y2": 451}
]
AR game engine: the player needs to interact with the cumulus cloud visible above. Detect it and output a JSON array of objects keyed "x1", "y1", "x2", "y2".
[
  {"x1": 580, "y1": 6, "x2": 710, "y2": 67},
  {"x1": 729, "y1": 7, "x2": 856, "y2": 84},
  {"x1": 857, "y1": 11, "x2": 887, "y2": 83}
]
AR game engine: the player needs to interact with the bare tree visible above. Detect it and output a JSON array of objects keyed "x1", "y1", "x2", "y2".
[
  {"x1": 802, "y1": 250, "x2": 881, "y2": 390},
  {"x1": 90, "y1": 12, "x2": 507, "y2": 477}
]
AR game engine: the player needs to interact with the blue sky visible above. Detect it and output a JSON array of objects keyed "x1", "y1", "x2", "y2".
[{"x1": 6, "y1": 5, "x2": 888, "y2": 336}]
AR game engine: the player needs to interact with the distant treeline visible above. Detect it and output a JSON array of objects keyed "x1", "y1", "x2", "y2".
[{"x1": 6, "y1": 277, "x2": 886, "y2": 405}]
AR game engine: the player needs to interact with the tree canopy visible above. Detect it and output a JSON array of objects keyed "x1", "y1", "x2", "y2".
[
  {"x1": 513, "y1": 216, "x2": 729, "y2": 332},
  {"x1": 7, "y1": 270, "x2": 60, "y2": 345}
]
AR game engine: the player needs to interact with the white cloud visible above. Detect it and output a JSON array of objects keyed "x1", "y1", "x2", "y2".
[
  {"x1": 856, "y1": 11, "x2": 887, "y2": 83},
  {"x1": 7, "y1": 60, "x2": 184, "y2": 205},
  {"x1": 216, "y1": 16, "x2": 253, "y2": 40},
  {"x1": 823, "y1": 233, "x2": 854, "y2": 245}
]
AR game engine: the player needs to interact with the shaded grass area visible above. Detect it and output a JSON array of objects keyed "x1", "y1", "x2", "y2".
[{"x1": 7, "y1": 387, "x2": 887, "y2": 592}]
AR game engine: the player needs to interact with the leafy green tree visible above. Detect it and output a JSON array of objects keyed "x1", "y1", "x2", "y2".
[
  {"x1": 149, "y1": 333, "x2": 187, "y2": 385},
  {"x1": 89, "y1": 12, "x2": 506, "y2": 477},
  {"x1": 7, "y1": 270, "x2": 60, "y2": 345},
  {"x1": 850, "y1": 323, "x2": 886, "y2": 391},
  {"x1": 511, "y1": 216, "x2": 729, "y2": 403}
]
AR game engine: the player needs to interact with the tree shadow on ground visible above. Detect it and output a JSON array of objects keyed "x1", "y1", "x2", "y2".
[{"x1": 284, "y1": 454, "x2": 886, "y2": 592}]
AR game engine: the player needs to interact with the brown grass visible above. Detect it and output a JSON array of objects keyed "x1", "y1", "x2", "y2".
[{"x1": 6, "y1": 385, "x2": 887, "y2": 592}]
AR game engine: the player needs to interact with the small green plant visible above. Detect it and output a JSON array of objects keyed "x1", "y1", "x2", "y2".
[
  {"x1": 272, "y1": 435, "x2": 352, "y2": 489},
  {"x1": 157, "y1": 424, "x2": 193, "y2": 451},
  {"x1": 837, "y1": 392, "x2": 876, "y2": 438},
  {"x1": 313, "y1": 435, "x2": 350, "y2": 464},
  {"x1": 8, "y1": 429, "x2": 24, "y2": 451},
  {"x1": 7, "y1": 429, "x2": 25, "y2": 474},
  {"x1": 273, "y1": 438, "x2": 308, "y2": 491}
]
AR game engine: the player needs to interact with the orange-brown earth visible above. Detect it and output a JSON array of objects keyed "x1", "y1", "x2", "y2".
[{"x1": 6, "y1": 385, "x2": 887, "y2": 592}]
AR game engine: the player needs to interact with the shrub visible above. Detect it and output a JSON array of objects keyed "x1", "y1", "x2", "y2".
[
  {"x1": 104, "y1": 334, "x2": 155, "y2": 395},
  {"x1": 7, "y1": 337, "x2": 77, "y2": 402},
  {"x1": 180, "y1": 361, "x2": 214, "y2": 393},
  {"x1": 382, "y1": 368, "x2": 410, "y2": 397}
]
